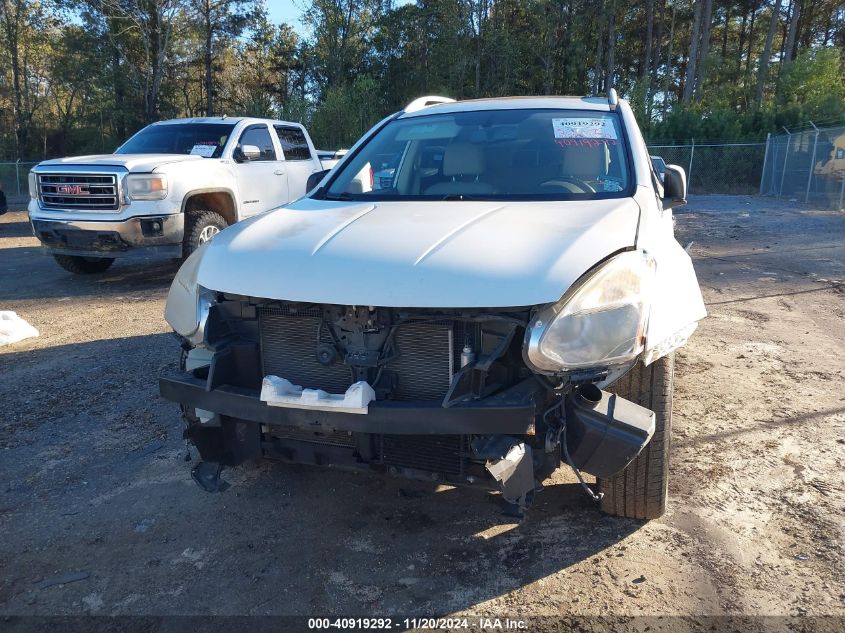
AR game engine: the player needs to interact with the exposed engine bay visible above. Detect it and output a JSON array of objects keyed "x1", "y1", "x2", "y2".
[{"x1": 163, "y1": 295, "x2": 655, "y2": 512}]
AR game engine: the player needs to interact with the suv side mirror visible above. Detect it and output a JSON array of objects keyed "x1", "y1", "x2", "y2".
[
  {"x1": 306, "y1": 169, "x2": 330, "y2": 192},
  {"x1": 236, "y1": 144, "x2": 261, "y2": 162},
  {"x1": 662, "y1": 164, "x2": 687, "y2": 209}
]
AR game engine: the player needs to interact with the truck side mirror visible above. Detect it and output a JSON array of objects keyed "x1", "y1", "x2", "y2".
[
  {"x1": 662, "y1": 164, "x2": 687, "y2": 210},
  {"x1": 236, "y1": 145, "x2": 261, "y2": 162},
  {"x1": 306, "y1": 169, "x2": 330, "y2": 193}
]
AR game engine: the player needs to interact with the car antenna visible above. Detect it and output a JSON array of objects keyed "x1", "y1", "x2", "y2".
[{"x1": 607, "y1": 88, "x2": 618, "y2": 111}]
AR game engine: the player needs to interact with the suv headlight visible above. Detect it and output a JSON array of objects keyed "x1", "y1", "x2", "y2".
[
  {"x1": 524, "y1": 251, "x2": 656, "y2": 373},
  {"x1": 125, "y1": 174, "x2": 168, "y2": 200},
  {"x1": 29, "y1": 171, "x2": 38, "y2": 199},
  {"x1": 165, "y1": 242, "x2": 215, "y2": 345}
]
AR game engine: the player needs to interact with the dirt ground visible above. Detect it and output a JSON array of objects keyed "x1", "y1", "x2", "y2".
[{"x1": 1, "y1": 195, "x2": 844, "y2": 624}]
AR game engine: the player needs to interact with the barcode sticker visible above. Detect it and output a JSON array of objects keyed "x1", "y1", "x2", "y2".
[{"x1": 552, "y1": 118, "x2": 618, "y2": 140}]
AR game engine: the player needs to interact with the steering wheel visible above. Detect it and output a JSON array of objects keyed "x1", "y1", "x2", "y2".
[{"x1": 539, "y1": 177, "x2": 596, "y2": 194}]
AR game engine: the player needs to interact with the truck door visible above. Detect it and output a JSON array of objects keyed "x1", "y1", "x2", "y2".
[
  {"x1": 274, "y1": 125, "x2": 320, "y2": 200},
  {"x1": 233, "y1": 123, "x2": 289, "y2": 217}
]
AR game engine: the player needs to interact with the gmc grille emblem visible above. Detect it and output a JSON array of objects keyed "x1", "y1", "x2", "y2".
[{"x1": 56, "y1": 184, "x2": 88, "y2": 195}]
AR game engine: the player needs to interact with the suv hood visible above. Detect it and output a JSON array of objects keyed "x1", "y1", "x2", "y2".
[
  {"x1": 37, "y1": 154, "x2": 203, "y2": 172},
  {"x1": 197, "y1": 198, "x2": 640, "y2": 308}
]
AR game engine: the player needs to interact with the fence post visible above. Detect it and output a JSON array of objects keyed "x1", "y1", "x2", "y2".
[
  {"x1": 839, "y1": 169, "x2": 845, "y2": 212},
  {"x1": 805, "y1": 122, "x2": 819, "y2": 203},
  {"x1": 778, "y1": 127, "x2": 791, "y2": 198},
  {"x1": 688, "y1": 139, "x2": 694, "y2": 193},
  {"x1": 15, "y1": 159, "x2": 20, "y2": 197},
  {"x1": 760, "y1": 133, "x2": 771, "y2": 194}
]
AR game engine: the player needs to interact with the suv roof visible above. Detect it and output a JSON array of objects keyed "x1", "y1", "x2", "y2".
[
  {"x1": 150, "y1": 116, "x2": 305, "y2": 128},
  {"x1": 399, "y1": 95, "x2": 614, "y2": 119}
]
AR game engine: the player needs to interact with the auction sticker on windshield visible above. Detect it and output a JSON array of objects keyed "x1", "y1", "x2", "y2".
[
  {"x1": 190, "y1": 143, "x2": 216, "y2": 157},
  {"x1": 552, "y1": 118, "x2": 617, "y2": 140}
]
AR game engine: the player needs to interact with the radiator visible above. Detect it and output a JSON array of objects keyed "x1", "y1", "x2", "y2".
[
  {"x1": 259, "y1": 306, "x2": 351, "y2": 393},
  {"x1": 380, "y1": 435, "x2": 471, "y2": 476},
  {"x1": 389, "y1": 321, "x2": 453, "y2": 401},
  {"x1": 258, "y1": 308, "x2": 456, "y2": 402}
]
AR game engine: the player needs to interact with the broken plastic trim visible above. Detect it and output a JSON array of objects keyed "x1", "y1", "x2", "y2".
[
  {"x1": 191, "y1": 461, "x2": 230, "y2": 493},
  {"x1": 472, "y1": 436, "x2": 537, "y2": 510},
  {"x1": 260, "y1": 376, "x2": 376, "y2": 414},
  {"x1": 544, "y1": 398, "x2": 604, "y2": 502}
]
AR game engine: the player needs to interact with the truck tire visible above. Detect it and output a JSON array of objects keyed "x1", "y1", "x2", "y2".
[
  {"x1": 597, "y1": 352, "x2": 674, "y2": 520},
  {"x1": 183, "y1": 210, "x2": 228, "y2": 258},
  {"x1": 53, "y1": 255, "x2": 115, "y2": 274}
]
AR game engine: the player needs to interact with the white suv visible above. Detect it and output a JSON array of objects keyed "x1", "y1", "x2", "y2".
[
  {"x1": 27, "y1": 117, "x2": 323, "y2": 274},
  {"x1": 161, "y1": 93, "x2": 706, "y2": 519}
]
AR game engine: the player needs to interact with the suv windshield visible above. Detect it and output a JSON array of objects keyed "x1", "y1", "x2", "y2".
[
  {"x1": 322, "y1": 109, "x2": 631, "y2": 200},
  {"x1": 116, "y1": 123, "x2": 236, "y2": 158}
]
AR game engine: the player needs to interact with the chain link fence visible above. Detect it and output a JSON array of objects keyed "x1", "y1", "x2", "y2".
[
  {"x1": 647, "y1": 142, "x2": 767, "y2": 195},
  {"x1": 8, "y1": 134, "x2": 840, "y2": 205},
  {"x1": 0, "y1": 161, "x2": 39, "y2": 202},
  {"x1": 759, "y1": 124, "x2": 845, "y2": 210}
]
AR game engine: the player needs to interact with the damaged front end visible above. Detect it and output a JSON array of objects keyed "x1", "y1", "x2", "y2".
[{"x1": 160, "y1": 291, "x2": 657, "y2": 511}]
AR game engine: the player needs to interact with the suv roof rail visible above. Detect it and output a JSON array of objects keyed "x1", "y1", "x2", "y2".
[
  {"x1": 607, "y1": 88, "x2": 618, "y2": 111},
  {"x1": 404, "y1": 96, "x2": 455, "y2": 113}
]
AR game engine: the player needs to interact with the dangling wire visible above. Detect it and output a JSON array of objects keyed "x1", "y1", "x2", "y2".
[{"x1": 545, "y1": 396, "x2": 604, "y2": 502}]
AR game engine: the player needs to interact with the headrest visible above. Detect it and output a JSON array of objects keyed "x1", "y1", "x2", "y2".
[
  {"x1": 442, "y1": 143, "x2": 484, "y2": 177},
  {"x1": 559, "y1": 144, "x2": 610, "y2": 179}
]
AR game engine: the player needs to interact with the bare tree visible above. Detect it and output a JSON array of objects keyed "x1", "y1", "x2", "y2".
[
  {"x1": 662, "y1": 3, "x2": 676, "y2": 116},
  {"x1": 188, "y1": 0, "x2": 252, "y2": 116},
  {"x1": 692, "y1": 0, "x2": 713, "y2": 100},
  {"x1": 642, "y1": 0, "x2": 654, "y2": 112},
  {"x1": 100, "y1": 0, "x2": 183, "y2": 122},
  {"x1": 0, "y1": 0, "x2": 49, "y2": 158},
  {"x1": 755, "y1": 0, "x2": 783, "y2": 105},
  {"x1": 782, "y1": 0, "x2": 800, "y2": 63},
  {"x1": 606, "y1": 0, "x2": 617, "y2": 89},
  {"x1": 682, "y1": 0, "x2": 704, "y2": 103},
  {"x1": 593, "y1": 0, "x2": 605, "y2": 93}
]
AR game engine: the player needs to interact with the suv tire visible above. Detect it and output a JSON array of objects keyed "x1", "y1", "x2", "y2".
[
  {"x1": 597, "y1": 352, "x2": 674, "y2": 520},
  {"x1": 53, "y1": 255, "x2": 115, "y2": 274},
  {"x1": 183, "y1": 210, "x2": 228, "y2": 258}
]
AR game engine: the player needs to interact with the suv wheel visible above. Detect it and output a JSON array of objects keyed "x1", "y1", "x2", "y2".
[
  {"x1": 597, "y1": 352, "x2": 674, "y2": 520},
  {"x1": 53, "y1": 255, "x2": 115, "y2": 274},
  {"x1": 183, "y1": 210, "x2": 228, "y2": 258}
]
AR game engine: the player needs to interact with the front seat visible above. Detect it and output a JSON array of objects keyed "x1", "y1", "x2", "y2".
[
  {"x1": 425, "y1": 143, "x2": 497, "y2": 196},
  {"x1": 543, "y1": 143, "x2": 610, "y2": 192}
]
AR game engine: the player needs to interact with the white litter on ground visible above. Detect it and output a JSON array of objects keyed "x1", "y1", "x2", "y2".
[
  {"x1": 260, "y1": 375, "x2": 375, "y2": 414},
  {"x1": 0, "y1": 311, "x2": 39, "y2": 346}
]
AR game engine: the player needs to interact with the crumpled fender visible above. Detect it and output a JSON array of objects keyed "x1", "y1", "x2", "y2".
[{"x1": 643, "y1": 238, "x2": 706, "y2": 365}]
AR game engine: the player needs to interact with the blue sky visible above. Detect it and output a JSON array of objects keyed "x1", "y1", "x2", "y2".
[
  {"x1": 264, "y1": 0, "x2": 416, "y2": 35},
  {"x1": 265, "y1": 1, "x2": 307, "y2": 32}
]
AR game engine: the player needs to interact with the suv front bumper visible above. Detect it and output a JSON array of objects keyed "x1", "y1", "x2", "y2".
[
  {"x1": 160, "y1": 371, "x2": 545, "y2": 489},
  {"x1": 30, "y1": 214, "x2": 184, "y2": 258},
  {"x1": 159, "y1": 372, "x2": 541, "y2": 436}
]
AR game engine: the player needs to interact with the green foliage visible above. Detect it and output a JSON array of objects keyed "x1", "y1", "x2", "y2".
[
  {"x1": 778, "y1": 48, "x2": 845, "y2": 110},
  {"x1": 0, "y1": 0, "x2": 843, "y2": 159},
  {"x1": 309, "y1": 75, "x2": 383, "y2": 148}
]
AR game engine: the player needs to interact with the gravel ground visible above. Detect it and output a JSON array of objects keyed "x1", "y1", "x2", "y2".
[{"x1": 0, "y1": 195, "x2": 843, "y2": 624}]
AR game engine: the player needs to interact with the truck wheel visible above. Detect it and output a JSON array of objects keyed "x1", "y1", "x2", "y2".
[
  {"x1": 597, "y1": 352, "x2": 674, "y2": 520},
  {"x1": 53, "y1": 255, "x2": 115, "y2": 274},
  {"x1": 183, "y1": 210, "x2": 228, "y2": 258}
]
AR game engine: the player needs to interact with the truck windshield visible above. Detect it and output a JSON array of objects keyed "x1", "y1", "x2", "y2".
[
  {"x1": 321, "y1": 109, "x2": 631, "y2": 201},
  {"x1": 116, "y1": 123, "x2": 236, "y2": 158}
]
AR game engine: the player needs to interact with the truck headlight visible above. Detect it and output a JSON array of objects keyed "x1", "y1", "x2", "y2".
[
  {"x1": 164, "y1": 242, "x2": 215, "y2": 345},
  {"x1": 125, "y1": 174, "x2": 168, "y2": 200},
  {"x1": 28, "y1": 171, "x2": 37, "y2": 199},
  {"x1": 524, "y1": 251, "x2": 656, "y2": 373}
]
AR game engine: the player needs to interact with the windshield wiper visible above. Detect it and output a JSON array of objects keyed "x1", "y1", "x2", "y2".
[
  {"x1": 323, "y1": 191, "x2": 354, "y2": 201},
  {"x1": 440, "y1": 194, "x2": 481, "y2": 201}
]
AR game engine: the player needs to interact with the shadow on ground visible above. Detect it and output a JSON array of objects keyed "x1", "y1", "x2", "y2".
[{"x1": 0, "y1": 333, "x2": 641, "y2": 615}]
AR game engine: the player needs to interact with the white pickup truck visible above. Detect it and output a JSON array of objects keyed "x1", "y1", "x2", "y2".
[{"x1": 27, "y1": 117, "x2": 325, "y2": 274}]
